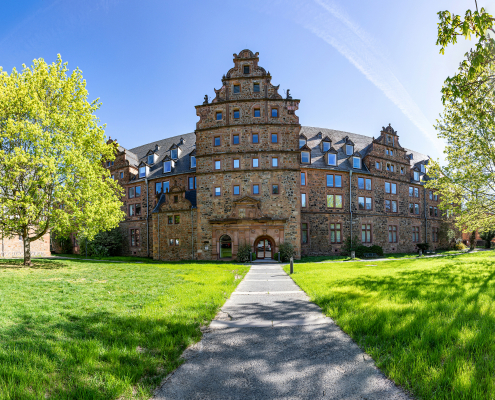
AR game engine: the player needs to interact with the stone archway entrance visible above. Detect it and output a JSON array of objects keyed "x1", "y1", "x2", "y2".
[
  {"x1": 254, "y1": 236, "x2": 274, "y2": 260},
  {"x1": 219, "y1": 235, "x2": 232, "y2": 258}
]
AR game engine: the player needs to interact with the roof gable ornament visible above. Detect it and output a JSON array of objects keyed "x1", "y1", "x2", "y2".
[{"x1": 381, "y1": 123, "x2": 397, "y2": 135}]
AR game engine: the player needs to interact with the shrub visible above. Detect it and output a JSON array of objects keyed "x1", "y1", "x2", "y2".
[
  {"x1": 352, "y1": 244, "x2": 383, "y2": 258},
  {"x1": 236, "y1": 244, "x2": 252, "y2": 263},
  {"x1": 341, "y1": 235, "x2": 361, "y2": 256},
  {"x1": 368, "y1": 245, "x2": 384, "y2": 256},
  {"x1": 454, "y1": 242, "x2": 467, "y2": 250},
  {"x1": 279, "y1": 242, "x2": 296, "y2": 262},
  {"x1": 417, "y1": 243, "x2": 430, "y2": 252},
  {"x1": 78, "y1": 227, "x2": 124, "y2": 257}
]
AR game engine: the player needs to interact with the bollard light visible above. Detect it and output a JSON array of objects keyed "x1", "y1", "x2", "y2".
[{"x1": 290, "y1": 257, "x2": 294, "y2": 274}]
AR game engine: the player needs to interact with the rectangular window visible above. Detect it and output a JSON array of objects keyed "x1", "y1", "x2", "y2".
[
  {"x1": 358, "y1": 177, "x2": 364, "y2": 189},
  {"x1": 252, "y1": 158, "x2": 259, "y2": 168},
  {"x1": 214, "y1": 136, "x2": 221, "y2": 146},
  {"x1": 330, "y1": 223, "x2": 341, "y2": 243},
  {"x1": 301, "y1": 172, "x2": 306, "y2": 186},
  {"x1": 272, "y1": 184, "x2": 279, "y2": 194},
  {"x1": 253, "y1": 83, "x2": 260, "y2": 92},
  {"x1": 429, "y1": 191, "x2": 433, "y2": 200},
  {"x1": 376, "y1": 161, "x2": 381, "y2": 169},
  {"x1": 169, "y1": 239, "x2": 174, "y2": 246},
  {"x1": 301, "y1": 193, "x2": 307, "y2": 207},
  {"x1": 327, "y1": 195, "x2": 342, "y2": 208},
  {"x1": 432, "y1": 227, "x2": 439, "y2": 242},
  {"x1": 156, "y1": 182, "x2": 162, "y2": 193},
  {"x1": 302, "y1": 223, "x2": 308, "y2": 244},
  {"x1": 301, "y1": 152, "x2": 310, "y2": 163},
  {"x1": 173, "y1": 195, "x2": 178, "y2": 203},
  {"x1": 233, "y1": 84, "x2": 240, "y2": 93},
  {"x1": 215, "y1": 187, "x2": 221, "y2": 196},
  {"x1": 385, "y1": 199, "x2": 391, "y2": 212},
  {"x1": 271, "y1": 133, "x2": 278, "y2": 143},
  {"x1": 327, "y1": 174, "x2": 342, "y2": 188},
  {"x1": 129, "y1": 204, "x2": 135, "y2": 216},
  {"x1": 366, "y1": 179, "x2": 371, "y2": 190},
  {"x1": 252, "y1": 133, "x2": 259, "y2": 143},
  {"x1": 400, "y1": 167, "x2": 405, "y2": 174},
  {"x1": 188, "y1": 177, "x2": 196, "y2": 190},
  {"x1": 120, "y1": 172, "x2": 124, "y2": 179},
  {"x1": 111, "y1": 174, "x2": 115, "y2": 180},
  {"x1": 254, "y1": 108, "x2": 261, "y2": 117},
  {"x1": 174, "y1": 215, "x2": 180, "y2": 224},
  {"x1": 327, "y1": 174, "x2": 333, "y2": 187},
  {"x1": 163, "y1": 181, "x2": 170, "y2": 193},
  {"x1": 271, "y1": 108, "x2": 278, "y2": 117},
  {"x1": 215, "y1": 160, "x2": 221, "y2": 170},
  {"x1": 412, "y1": 226, "x2": 420, "y2": 242},
  {"x1": 135, "y1": 186, "x2": 141, "y2": 197},
  {"x1": 233, "y1": 185, "x2": 240, "y2": 195},
  {"x1": 168, "y1": 215, "x2": 173, "y2": 224},
  {"x1": 392, "y1": 200, "x2": 397, "y2": 213},
  {"x1": 233, "y1": 134, "x2": 240, "y2": 144},
  {"x1": 299, "y1": 139, "x2": 306, "y2": 148},
  {"x1": 346, "y1": 144, "x2": 353, "y2": 155},
  {"x1": 163, "y1": 161, "x2": 171, "y2": 173},
  {"x1": 434, "y1": 207, "x2": 438, "y2": 217},
  {"x1": 434, "y1": 194, "x2": 438, "y2": 201},
  {"x1": 391, "y1": 183, "x2": 396, "y2": 194},
  {"x1": 409, "y1": 187, "x2": 413, "y2": 197},
  {"x1": 385, "y1": 182, "x2": 390, "y2": 193},
  {"x1": 216, "y1": 112, "x2": 222, "y2": 120},
  {"x1": 353, "y1": 157, "x2": 361, "y2": 169},
  {"x1": 139, "y1": 167, "x2": 146, "y2": 178},
  {"x1": 359, "y1": 197, "x2": 372, "y2": 210},
  {"x1": 327, "y1": 194, "x2": 334, "y2": 208},
  {"x1": 252, "y1": 184, "x2": 260, "y2": 195},
  {"x1": 336, "y1": 175, "x2": 342, "y2": 187},
  {"x1": 409, "y1": 203, "x2": 414, "y2": 214},
  {"x1": 322, "y1": 142, "x2": 330, "y2": 152},
  {"x1": 415, "y1": 203, "x2": 420, "y2": 214},
  {"x1": 366, "y1": 197, "x2": 372, "y2": 210},
  {"x1": 130, "y1": 229, "x2": 140, "y2": 247},
  {"x1": 272, "y1": 157, "x2": 278, "y2": 167},
  {"x1": 233, "y1": 159, "x2": 240, "y2": 169},
  {"x1": 430, "y1": 206, "x2": 433, "y2": 217},
  {"x1": 175, "y1": 239, "x2": 180, "y2": 246},
  {"x1": 414, "y1": 171, "x2": 420, "y2": 181},
  {"x1": 327, "y1": 153, "x2": 336, "y2": 166},
  {"x1": 358, "y1": 196, "x2": 365, "y2": 209},
  {"x1": 170, "y1": 149, "x2": 178, "y2": 160},
  {"x1": 388, "y1": 225, "x2": 398, "y2": 243},
  {"x1": 233, "y1": 110, "x2": 240, "y2": 119},
  {"x1": 244, "y1": 65, "x2": 250, "y2": 74},
  {"x1": 129, "y1": 187, "x2": 135, "y2": 198},
  {"x1": 414, "y1": 188, "x2": 419, "y2": 198},
  {"x1": 362, "y1": 224, "x2": 372, "y2": 243}
]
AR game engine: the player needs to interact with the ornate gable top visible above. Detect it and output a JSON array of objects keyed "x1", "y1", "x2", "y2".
[
  {"x1": 234, "y1": 49, "x2": 259, "y2": 59},
  {"x1": 382, "y1": 123, "x2": 397, "y2": 135}
]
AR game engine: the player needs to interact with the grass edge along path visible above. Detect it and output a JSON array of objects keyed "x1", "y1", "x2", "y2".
[
  {"x1": 0, "y1": 258, "x2": 249, "y2": 400},
  {"x1": 285, "y1": 252, "x2": 495, "y2": 400}
]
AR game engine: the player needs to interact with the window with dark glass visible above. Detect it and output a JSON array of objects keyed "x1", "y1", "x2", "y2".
[
  {"x1": 330, "y1": 223, "x2": 341, "y2": 243},
  {"x1": 216, "y1": 112, "x2": 222, "y2": 120},
  {"x1": 214, "y1": 136, "x2": 221, "y2": 146},
  {"x1": 233, "y1": 134, "x2": 240, "y2": 144},
  {"x1": 148, "y1": 155, "x2": 154, "y2": 165},
  {"x1": 272, "y1": 184, "x2": 279, "y2": 194},
  {"x1": 135, "y1": 204, "x2": 141, "y2": 215},
  {"x1": 233, "y1": 110, "x2": 240, "y2": 119},
  {"x1": 130, "y1": 229, "x2": 140, "y2": 246},
  {"x1": 302, "y1": 223, "x2": 308, "y2": 244},
  {"x1": 434, "y1": 207, "x2": 438, "y2": 217},
  {"x1": 362, "y1": 224, "x2": 372, "y2": 243},
  {"x1": 409, "y1": 203, "x2": 414, "y2": 213},
  {"x1": 254, "y1": 108, "x2": 261, "y2": 117},
  {"x1": 243, "y1": 65, "x2": 250, "y2": 74},
  {"x1": 233, "y1": 84, "x2": 240, "y2": 93},
  {"x1": 358, "y1": 196, "x2": 365, "y2": 209},
  {"x1": 233, "y1": 185, "x2": 240, "y2": 195},
  {"x1": 415, "y1": 203, "x2": 420, "y2": 214},
  {"x1": 174, "y1": 195, "x2": 178, "y2": 203},
  {"x1": 432, "y1": 227, "x2": 439, "y2": 242},
  {"x1": 412, "y1": 226, "x2": 420, "y2": 242},
  {"x1": 129, "y1": 187, "x2": 135, "y2": 198},
  {"x1": 253, "y1": 83, "x2": 260, "y2": 92},
  {"x1": 252, "y1": 133, "x2": 259, "y2": 143},
  {"x1": 271, "y1": 108, "x2": 278, "y2": 117},
  {"x1": 430, "y1": 206, "x2": 433, "y2": 217},
  {"x1": 388, "y1": 225, "x2": 398, "y2": 243},
  {"x1": 163, "y1": 181, "x2": 170, "y2": 193},
  {"x1": 169, "y1": 239, "x2": 174, "y2": 246},
  {"x1": 168, "y1": 215, "x2": 173, "y2": 224},
  {"x1": 129, "y1": 204, "x2": 135, "y2": 216},
  {"x1": 253, "y1": 184, "x2": 260, "y2": 195},
  {"x1": 271, "y1": 133, "x2": 278, "y2": 143}
]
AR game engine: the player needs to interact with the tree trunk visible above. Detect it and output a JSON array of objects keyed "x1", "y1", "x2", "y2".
[{"x1": 23, "y1": 233, "x2": 32, "y2": 266}]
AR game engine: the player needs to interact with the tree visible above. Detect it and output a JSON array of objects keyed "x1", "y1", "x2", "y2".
[
  {"x1": 479, "y1": 229, "x2": 495, "y2": 248},
  {"x1": 0, "y1": 55, "x2": 125, "y2": 265},
  {"x1": 426, "y1": 4, "x2": 495, "y2": 234}
]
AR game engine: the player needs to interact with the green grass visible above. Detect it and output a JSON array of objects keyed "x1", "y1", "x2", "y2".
[
  {"x1": 285, "y1": 251, "x2": 495, "y2": 399},
  {"x1": 0, "y1": 258, "x2": 248, "y2": 399}
]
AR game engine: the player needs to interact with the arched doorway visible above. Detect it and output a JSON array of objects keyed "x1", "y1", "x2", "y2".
[
  {"x1": 254, "y1": 236, "x2": 274, "y2": 260},
  {"x1": 219, "y1": 235, "x2": 232, "y2": 258}
]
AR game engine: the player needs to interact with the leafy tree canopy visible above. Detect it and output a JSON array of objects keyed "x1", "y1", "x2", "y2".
[{"x1": 0, "y1": 55, "x2": 124, "y2": 265}]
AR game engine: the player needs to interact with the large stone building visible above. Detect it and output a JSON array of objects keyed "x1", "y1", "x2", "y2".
[{"x1": 107, "y1": 49, "x2": 447, "y2": 260}]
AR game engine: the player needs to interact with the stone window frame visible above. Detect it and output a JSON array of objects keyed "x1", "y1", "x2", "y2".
[
  {"x1": 233, "y1": 108, "x2": 240, "y2": 120},
  {"x1": 386, "y1": 162, "x2": 395, "y2": 172},
  {"x1": 213, "y1": 136, "x2": 221, "y2": 147},
  {"x1": 357, "y1": 176, "x2": 372, "y2": 191},
  {"x1": 168, "y1": 238, "x2": 180, "y2": 246},
  {"x1": 120, "y1": 172, "x2": 124, "y2": 179},
  {"x1": 251, "y1": 183, "x2": 261, "y2": 196},
  {"x1": 271, "y1": 108, "x2": 279, "y2": 118},
  {"x1": 252, "y1": 157, "x2": 259, "y2": 168},
  {"x1": 329, "y1": 222, "x2": 342, "y2": 244},
  {"x1": 232, "y1": 157, "x2": 241, "y2": 169},
  {"x1": 233, "y1": 83, "x2": 241, "y2": 94},
  {"x1": 174, "y1": 215, "x2": 180, "y2": 224},
  {"x1": 361, "y1": 223, "x2": 373, "y2": 244},
  {"x1": 384, "y1": 181, "x2": 397, "y2": 195},
  {"x1": 168, "y1": 215, "x2": 173, "y2": 224},
  {"x1": 271, "y1": 133, "x2": 278, "y2": 144},
  {"x1": 232, "y1": 133, "x2": 240, "y2": 145},
  {"x1": 243, "y1": 65, "x2": 250, "y2": 74},
  {"x1": 232, "y1": 184, "x2": 241, "y2": 196},
  {"x1": 375, "y1": 161, "x2": 381, "y2": 170},
  {"x1": 301, "y1": 222, "x2": 309, "y2": 245},
  {"x1": 326, "y1": 194, "x2": 343, "y2": 209},
  {"x1": 214, "y1": 186, "x2": 222, "y2": 197},
  {"x1": 326, "y1": 173, "x2": 343, "y2": 188},
  {"x1": 188, "y1": 176, "x2": 196, "y2": 190},
  {"x1": 400, "y1": 166, "x2": 405, "y2": 174},
  {"x1": 412, "y1": 226, "x2": 420, "y2": 243},
  {"x1": 384, "y1": 199, "x2": 398, "y2": 213},
  {"x1": 251, "y1": 132, "x2": 259, "y2": 144},
  {"x1": 358, "y1": 196, "x2": 373, "y2": 211},
  {"x1": 271, "y1": 156, "x2": 279, "y2": 168},
  {"x1": 301, "y1": 192, "x2": 307, "y2": 208},
  {"x1": 300, "y1": 171, "x2": 307, "y2": 186},
  {"x1": 253, "y1": 82, "x2": 260, "y2": 93},
  {"x1": 214, "y1": 159, "x2": 221, "y2": 170},
  {"x1": 388, "y1": 225, "x2": 398, "y2": 243},
  {"x1": 432, "y1": 227, "x2": 439, "y2": 242},
  {"x1": 215, "y1": 111, "x2": 223, "y2": 121},
  {"x1": 271, "y1": 182, "x2": 280, "y2": 195},
  {"x1": 130, "y1": 228, "x2": 140, "y2": 247},
  {"x1": 253, "y1": 107, "x2": 261, "y2": 118}
]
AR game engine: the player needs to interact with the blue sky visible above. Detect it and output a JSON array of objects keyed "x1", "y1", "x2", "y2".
[{"x1": 1, "y1": 0, "x2": 492, "y2": 161}]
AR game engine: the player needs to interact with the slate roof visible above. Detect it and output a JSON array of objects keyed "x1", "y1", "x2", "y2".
[{"x1": 122, "y1": 126, "x2": 429, "y2": 183}]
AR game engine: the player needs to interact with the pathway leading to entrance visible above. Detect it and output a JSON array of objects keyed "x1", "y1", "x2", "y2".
[{"x1": 154, "y1": 263, "x2": 410, "y2": 399}]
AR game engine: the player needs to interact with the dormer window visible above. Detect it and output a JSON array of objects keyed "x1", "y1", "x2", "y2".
[
  {"x1": 299, "y1": 138, "x2": 306, "y2": 148},
  {"x1": 253, "y1": 83, "x2": 260, "y2": 92},
  {"x1": 327, "y1": 153, "x2": 337, "y2": 166},
  {"x1": 148, "y1": 154, "x2": 155, "y2": 165},
  {"x1": 243, "y1": 65, "x2": 250, "y2": 74},
  {"x1": 233, "y1": 84, "x2": 240, "y2": 94},
  {"x1": 139, "y1": 166, "x2": 146, "y2": 178},
  {"x1": 301, "y1": 151, "x2": 310, "y2": 164},
  {"x1": 190, "y1": 156, "x2": 196, "y2": 168},
  {"x1": 171, "y1": 149, "x2": 178, "y2": 160},
  {"x1": 164, "y1": 161, "x2": 172, "y2": 173},
  {"x1": 414, "y1": 171, "x2": 420, "y2": 181},
  {"x1": 353, "y1": 157, "x2": 361, "y2": 169},
  {"x1": 420, "y1": 164, "x2": 426, "y2": 173},
  {"x1": 346, "y1": 144, "x2": 354, "y2": 155},
  {"x1": 322, "y1": 142, "x2": 330, "y2": 152}
]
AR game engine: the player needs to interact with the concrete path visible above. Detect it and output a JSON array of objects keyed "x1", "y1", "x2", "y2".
[{"x1": 154, "y1": 263, "x2": 410, "y2": 400}]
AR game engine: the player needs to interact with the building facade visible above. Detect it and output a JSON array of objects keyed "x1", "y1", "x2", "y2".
[
  {"x1": 1, "y1": 232, "x2": 51, "y2": 259},
  {"x1": 106, "y1": 49, "x2": 448, "y2": 260}
]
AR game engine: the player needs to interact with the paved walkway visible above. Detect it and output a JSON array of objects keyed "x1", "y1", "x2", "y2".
[{"x1": 154, "y1": 263, "x2": 410, "y2": 400}]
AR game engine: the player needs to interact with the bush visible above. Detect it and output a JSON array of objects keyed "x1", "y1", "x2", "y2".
[
  {"x1": 279, "y1": 242, "x2": 296, "y2": 262},
  {"x1": 236, "y1": 244, "x2": 252, "y2": 263},
  {"x1": 417, "y1": 243, "x2": 430, "y2": 252},
  {"x1": 368, "y1": 245, "x2": 384, "y2": 256},
  {"x1": 341, "y1": 235, "x2": 361, "y2": 256},
  {"x1": 352, "y1": 244, "x2": 384, "y2": 258},
  {"x1": 454, "y1": 242, "x2": 467, "y2": 250},
  {"x1": 78, "y1": 227, "x2": 124, "y2": 258}
]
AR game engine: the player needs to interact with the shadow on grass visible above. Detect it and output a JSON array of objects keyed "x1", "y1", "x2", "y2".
[
  {"x1": 311, "y1": 259, "x2": 495, "y2": 399},
  {"x1": 0, "y1": 259, "x2": 67, "y2": 269}
]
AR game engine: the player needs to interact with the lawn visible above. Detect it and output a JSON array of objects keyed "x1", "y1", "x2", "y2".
[
  {"x1": 0, "y1": 258, "x2": 248, "y2": 400},
  {"x1": 285, "y1": 251, "x2": 495, "y2": 400}
]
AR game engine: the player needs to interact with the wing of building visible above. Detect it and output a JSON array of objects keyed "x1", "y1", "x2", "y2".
[{"x1": 105, "y1": 49, "x2": 446, "y2": 260}]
